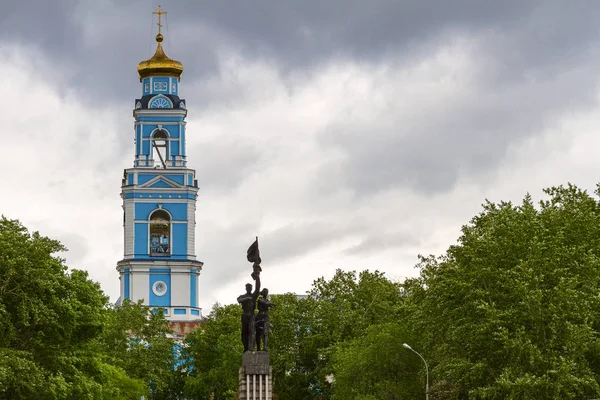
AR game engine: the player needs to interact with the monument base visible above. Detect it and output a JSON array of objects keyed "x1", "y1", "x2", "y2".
[{"x1": 238, "y1": 351, "x2": 273, "y2": 400}]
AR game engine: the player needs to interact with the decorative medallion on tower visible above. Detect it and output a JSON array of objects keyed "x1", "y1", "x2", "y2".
[{"x1": 117, "y1": 6, "x2": 203, "y2": 334}]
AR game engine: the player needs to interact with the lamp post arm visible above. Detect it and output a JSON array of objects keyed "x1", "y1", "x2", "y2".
[{"x1": 406, "y1": 347, "x2": 429, "y2": 400}]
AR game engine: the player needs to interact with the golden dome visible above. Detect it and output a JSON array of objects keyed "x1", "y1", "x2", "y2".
[{"x1": 137, "y1": 33, "x2": 184, "y2": 80}]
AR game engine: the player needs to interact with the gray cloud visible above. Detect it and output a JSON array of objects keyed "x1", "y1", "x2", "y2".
[
  {"x1": 319, "y1": 29, "x2": 600, "y2": 196},
  {"x1": 170, "y1": 1, "x2": 531, "y2": 67},
  {"x1": 58, "y1": 233, "x2": 89, "y2": 265},
  {"x1": 7, "y1": 1, "x2": 596, "y2": 108},
  {"x1": 1, "y1": 0, "x2": 78, "y2": 51},
  {"x1": 190, "y1": 138, "x2": 261, "y2": 191},
  {"x1": 344, "y1": 231, "x2": 421, "y2": 256},
  {"x1": 195, "y1": 221, "x2": 258, "y2": 292},
  {"x1": 6, "y1": 0, "x2": 600, "y2": 307},
  {"x1": 25, "y1": 220, "x2": 90, "y2": 266},
  {"x1": 196, "y1": 220, "x2": 345, "y2": 291},
  {"x1": 264, "y1": 221, "x2": 354, "y2": 263}
]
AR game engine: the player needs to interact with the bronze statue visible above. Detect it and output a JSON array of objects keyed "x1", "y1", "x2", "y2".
[
  {"x1": 238, "y1": 237, "x2": 262, "y2": 352},
  {"x1": 238, "y1": 237, "x2": 275, "y2": 353},
  {"x1": 255, "y1": 288, "x2": 274, "y2": 351},
  {"x1": 237, "y1": 277, "x2": 260, "y2": 352}
]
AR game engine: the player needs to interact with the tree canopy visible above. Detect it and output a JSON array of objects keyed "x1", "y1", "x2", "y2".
[
  {"x1": 408, "y1": 185, "x2": 600, "y2": 399},
  {"x1": 0, "y1": 216, "x2": 182, "y2": 399},
  {"x1": 181, "y1": 184, "x2": 600, "y2": 399},
  {"x1": 6, "y1": 182, "x2": 600, "y2": 399}
]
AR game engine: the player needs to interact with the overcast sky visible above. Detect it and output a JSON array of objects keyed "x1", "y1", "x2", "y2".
[{"x1": 2, "y1": 0, "x2": 600, "y2": 310}]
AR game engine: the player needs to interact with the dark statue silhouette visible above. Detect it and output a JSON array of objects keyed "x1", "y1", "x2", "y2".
[
  {"x1": 238, "y1": 238, "x2": 273, "y2": 353},
  {"x1": 237, "y1": 278, "x2": 260, "y2": 352},
  {"x1": 255, "y1": 288, "x2": 274, "y2": 351}
]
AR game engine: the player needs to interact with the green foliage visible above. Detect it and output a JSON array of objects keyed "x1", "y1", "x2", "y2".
[
  {"x1": 94, "y1": 362, "x2": 147, "y2": 399},
  {"x1": 0, "y1": 348, "x2": 49, "y2": 398},
  {"x1": 102, "y1": 300, "x2": 184, "y2": 399},
  {"x1": 303, "y1": 269, "x2": 405, "y2": 398},
  {"x1": 0, "y1": 216, "x2": 114, "y2": 398},
  {"x1": 184, "y1": 303, "x2": 243, "y2": 399},
  {"x1": 411, "y1": 185, "x2": 600, "y2": 399},
  {"x1": 182, "y1": 183, "x2": 600, "y2": 399},
  {"x1": 331, "y1": 322, "x2": 422, "y2": 400},
  {"x1": 268, "y1": 293, "x2": 320, "y2": 400},
  {"x1": 0, "y1": 216, "x2": 178, "y2": 399},
  {"x1": 7, "y1": 182, "x2": 600, "y2": 399},
  {"x1": 181, "y1": 270, "x2": 410, "y2": 400}
]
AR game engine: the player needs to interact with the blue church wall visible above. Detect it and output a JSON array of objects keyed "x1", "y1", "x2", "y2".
[
  {"x1": 136, "y1": 126, "x2": 141, "y2": 154},
  {"x1": 172, "y1": 224, "x2": 188, "y2": 255},
  {"x1": 151, "y1": 77, "x2": 170, "y2": 95},
  {"x1": 134, "y1": 203, "x2": 187, "y2": 220},
  {"x1": 134, "y1": 255, "x2": 189, "y2": 260},
  {"x1": 164, "y1": 174, "x2": 185, "y2": 184},
  {"x1": 180, "y1": 129, "x2": 186, "y2": 156},
  {"x1": 138, "y1": 173, "x2": 187, "y2": 186},
  {"x1": 123, "y1": 192, "x2": 196, "y2": 200},
  {"x1": 141, "y1": 124, "x2": 181, "y2": 137},
  {"x1": 138, "y1": 116, "x2": 184, "y2": 123},
  {"x1": 141, "y1": 76, "x2": 180, "y2": 96},
  {"x1": 124, "y1": 268, "x2": 130, "y2": 300},
  {"x1": 164, "y1": 203, "x2": 188, "y2": 220},
  {"x1": 143, "y1": 78, "x2": 151, "y2": 95},
  {"x1": 149, "y1": 271, "x2": 171, "y2": 307},
  {"x1": 137, "y1": 174, "x2": 155, "y2": 185},
  {"x1": 121, "y1": 29, "x2": 202, "y2": 317},
  {"x1": 134, "y1": 223, "x2": 148, "y2": 256},
  {"x1": 134, "y1": 125, "x2": 186, "y2": 159},
  {"x1": 190, "y1": 270, "x2": 197, "y2": 307},
  {"x1": 141, "y1": 140, "x2": 150, "y2": 156},
  {"x1": 140, "y1": 127, "x2": 174, "y2": 140},
  {"x1": 149, "y1": 180, "x2": 173, "y2": 188}
]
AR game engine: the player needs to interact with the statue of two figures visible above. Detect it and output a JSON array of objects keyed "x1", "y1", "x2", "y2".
[{"x1": 237, "y1": 238, "x2": 274, "y2": 353}]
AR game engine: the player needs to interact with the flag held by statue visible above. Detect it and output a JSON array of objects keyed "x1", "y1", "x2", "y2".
[{"x1": 247, "y1": 237, "x2": 261, "y2": 265}]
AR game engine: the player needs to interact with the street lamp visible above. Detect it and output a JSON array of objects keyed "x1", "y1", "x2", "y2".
[{"x1": 403, "y1": 343, "x2": 429, "y2": 400}]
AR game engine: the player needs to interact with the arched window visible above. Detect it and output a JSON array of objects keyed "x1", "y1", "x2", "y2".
[
  {"x1": 152, "y1": 130, "x2": 168, "y2": 169},
  {"x1": 149, "y1": 209, "x2": 170, "y2": 256}
]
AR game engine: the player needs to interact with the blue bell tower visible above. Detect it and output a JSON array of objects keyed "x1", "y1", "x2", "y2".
[{"x1": 117, "y1": 6, "x2": 203, "y2": 323}]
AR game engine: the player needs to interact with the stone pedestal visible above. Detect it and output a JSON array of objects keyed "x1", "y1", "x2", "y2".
[{"x1": 238, "y1": 351, "x2": 273, "y2": 400}]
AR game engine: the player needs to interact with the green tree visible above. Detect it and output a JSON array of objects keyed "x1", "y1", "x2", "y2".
[
  {"x1": 305, "y1": 270, "x2": 405, "y2": 399},
  {"x1": 269, "y1": 270, "x2": 406, "y2": 400},
  {"x1": 184, "y1": 303, "x2": 242, "y2": 400},
  {"x1": 183, "y1": 295, "x2": 320, "y2": 400},
  {"x1": 182, "y1": 270, "x2": 407, "y2": 400},
  {"x1": 331, "y1": 322, "x2": 422, "y2": 400},
  {"x1": 268, "y1": 293, "x2": 321, "y2": 400},
  {"x1": 0, "y1": 216, "x2": 146, "y2": 399},
  {"x1": 411, "y1": 185, "x2": 600, "y2": 399},
  {"x1": 102, "y1": 299, "x2": 185, "y2": 399}
]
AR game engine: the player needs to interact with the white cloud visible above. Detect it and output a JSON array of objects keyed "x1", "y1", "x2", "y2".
[
  {"x1": 0, "y1": 44, "x2": 127, "y2": 300},
  {"x1": 3, "y1": 28, "x2": 600, "y2": 312}
]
